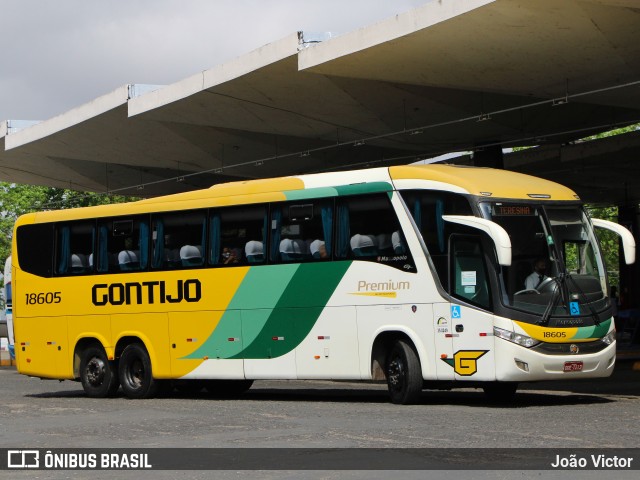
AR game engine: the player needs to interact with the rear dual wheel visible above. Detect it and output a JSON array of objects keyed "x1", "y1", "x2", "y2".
[
  {"x1": 118, "y1": 343, "x2": 159, "y2": 399},
  {"x1": 80, "y1": 346, "x2": 119, "y2": 398}
]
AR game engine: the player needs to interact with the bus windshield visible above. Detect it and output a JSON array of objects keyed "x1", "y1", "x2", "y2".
[{"x1": 480, "y1": 202, "x2": 608, "y2": 319}]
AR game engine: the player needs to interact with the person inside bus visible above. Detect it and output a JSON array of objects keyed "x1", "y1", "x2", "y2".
[
  {"x1": 222, "y1": 246, "x2": 240, "y2": 265},
  {"x1": 524, "y1": 258, "x2": 549, "y2": 290}
]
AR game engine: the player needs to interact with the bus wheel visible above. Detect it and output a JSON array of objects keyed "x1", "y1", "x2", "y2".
[
  {"x1": 80, "y1": 346, "x2": 119, "y2": 398},
  {"x1": 118, "y1": 343, "x2": 158, "y2": 399},
  {"x1": 385, "y1": 339, "x2": 423, "y2": 405},
  {"x1": 204, "y1": 380, "x2": 253, "y2": 397},
  {"x1": 482, "y1": 382, "x2": 518, "y2": 402}
]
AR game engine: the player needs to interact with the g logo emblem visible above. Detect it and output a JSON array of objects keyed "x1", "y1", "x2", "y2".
[{"x1": 441, "y1": 350, "x2": 489, "y2": 376}]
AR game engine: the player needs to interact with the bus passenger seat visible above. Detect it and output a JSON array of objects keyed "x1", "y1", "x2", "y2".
[
  {"x1": 71, "y1": 253, "x2": 88, "y2": 273},
  {"x1": 280, "y1": 238, "x2": 309, "y2": 261},
  {"x1": 245, "y1": 240, "x2": 264, "y2": 263},
  {"x1": 310, "y1": 239, "x2": 325, "y2": 259},
  {"x1": 180, "y1": 245, "x2": 203, "y2": 267},
  {"x1": 391, "y1": 231, "x2": 406, "y2": 255},
  {"x1": 118, "y1": 250, "x2": 139, "y2": 271},
  {"x1": 350, "y1": 234, "x2": 378, "y2": 257},
  {"x1": 279, "y1": 238, "x2": 295, "y2": 261}
]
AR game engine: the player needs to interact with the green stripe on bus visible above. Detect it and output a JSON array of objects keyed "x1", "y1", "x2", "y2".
[
  {"x1": 231, "y1": 261, "x2": 351, "y2": 359},
  {"x1": 183, "y1": 264, "x2": 299, "y2": 359},
  {"x1": 571, "y1": 318, "x2": 611, "y2": 340},
  {"x1": 183, "y1": 261, "x2": 351, "y2": 360},
  {"x1": 227, "y1": 264, "x2": 300, "y2": 311},
  {"x1": 284, "y1": 187, "x2": 338, "y2": 200},
  {"x1": 283, "y1": 182, "x2": 392, "y2": 201},
  {"x1": 334, "y1": 182, "x2": 392, "y2": 196}
]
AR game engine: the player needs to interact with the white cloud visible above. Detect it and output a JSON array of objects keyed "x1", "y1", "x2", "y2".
[{"x1": 0, "y1": 0, "x2": 428, "y2": 121}]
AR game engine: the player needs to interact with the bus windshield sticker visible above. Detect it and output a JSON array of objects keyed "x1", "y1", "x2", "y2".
[{"x1": 461, "y1": 271, "x2": 476, "y2": 286}]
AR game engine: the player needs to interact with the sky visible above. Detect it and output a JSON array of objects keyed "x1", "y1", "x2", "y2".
[{"x1": 0, "y1": 0, "x2": 427, "y2": 122}]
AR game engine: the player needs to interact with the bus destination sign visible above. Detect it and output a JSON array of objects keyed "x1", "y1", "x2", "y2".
[{"x1": 493, "y1": 205, "x2": 535, "y2": 216}]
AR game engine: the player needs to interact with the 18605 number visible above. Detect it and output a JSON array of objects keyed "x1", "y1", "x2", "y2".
[{"x1": 25, "y1": 292, "x2": 61, "y2": 305}]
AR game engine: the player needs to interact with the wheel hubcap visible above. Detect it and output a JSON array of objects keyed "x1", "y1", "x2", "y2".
[
  {"x1": 86, "y1": 358, "x2": 106, "y2": 386},
  {"x1": 387, "y1": 356, "x2": 405, "y2": 390},
  {"x1": 127, "y1": 359, "x2": 144, "y2": 389}
]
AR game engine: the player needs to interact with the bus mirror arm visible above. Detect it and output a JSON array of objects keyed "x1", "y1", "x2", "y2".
[
  {"x1": 592, "y1": 218, "x2": 636, "y2": 265},
  {"x1": 442, "y1": 215, "x2": 512, "y2": 266}
]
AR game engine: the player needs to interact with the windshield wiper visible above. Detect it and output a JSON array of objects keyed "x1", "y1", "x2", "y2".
[
  {"x1": 538, "y1": 273, "x2": 569, "y2": 326},
  {"x1": 538, "y1": 273, "x2": 601, "y2": 327}
]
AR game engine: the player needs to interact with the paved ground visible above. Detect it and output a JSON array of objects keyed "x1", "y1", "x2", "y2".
[{"x1": 0, "y1": 361, "x2": 638, "y2": 479}]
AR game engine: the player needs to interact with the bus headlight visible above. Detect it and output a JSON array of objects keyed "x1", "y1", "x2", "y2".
[
  {"x1": 494, "y1": 327, "x2": 541, "y2": 348},
  {"x1": 601, "y1": 330, "x2": 616, "y2": 345}
]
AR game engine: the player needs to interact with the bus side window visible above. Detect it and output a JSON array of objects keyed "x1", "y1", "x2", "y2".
[
  {"x1": 152, "y1": 210, "x2": 206, "y2": 269},
  {"x1": 97, "y1": 216, "x2": 149, "y2": 273},
  {"x1": 335, "y1": 193, "x2": 413, "y2": 270},
  {"x1": 55, "y1": 221, "x2": 95, "y2": 275},
  {"x1": 210, "y1": 205, "x2": 267, "y2": 266},
  {"x1": 399, "y1": 190, "x2": 474, "y2": 289},
  {"x1": 270, "y1": 199, "x2": 333, "y2": 263},
  {"x1": 16, "y1": 223, "x2": 54, "y2": 278}
]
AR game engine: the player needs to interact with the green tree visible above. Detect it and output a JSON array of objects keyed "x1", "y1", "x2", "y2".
[
  {"x1": 580, "y1": 125, "x2": 639, "y2": 288},
  {"x1": 0, "y1": 183, "x2": 136, "y2": 265},
  {"x1": 588, "y1": 205, "x2": 620, "y2": 287}
]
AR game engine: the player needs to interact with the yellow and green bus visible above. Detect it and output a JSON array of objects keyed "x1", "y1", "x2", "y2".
[{"x1": 12, "y1": 165, "x2": 635, "y2": 403}]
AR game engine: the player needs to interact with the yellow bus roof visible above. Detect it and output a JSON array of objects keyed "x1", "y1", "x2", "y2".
[
  {"x1": 389, "y1": 164, "x2": 579, "y2": 201},
  {"x1": 21, "y1": 164, "x2": 578, "y2": 224}
]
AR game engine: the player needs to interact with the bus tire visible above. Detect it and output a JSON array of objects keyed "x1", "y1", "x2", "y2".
[
  {"x1": 118, "y1": 343, "x2": 158, "y2": 399},
  {"x1": 204, "y1": 380, "x2": 253, "y2": 397},
  {"x1": 385, "y1": 339, "x2": 423, "y2": 405},
  {"x1": 79, "y1": 346, "x2": 119, "y2": 398}
]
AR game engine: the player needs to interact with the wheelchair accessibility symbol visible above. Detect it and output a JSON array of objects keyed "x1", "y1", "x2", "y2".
[
  {"x1": 569, "y1": 302, "x2": 580, "y2": 316},
  {"x1": 451, "y1": 305, "x2": 461, "y2": 319}
]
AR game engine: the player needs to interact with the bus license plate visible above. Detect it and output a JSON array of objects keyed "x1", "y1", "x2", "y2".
[{"x1": 563, "y1": 361, "x2": 583, "y2": 372}]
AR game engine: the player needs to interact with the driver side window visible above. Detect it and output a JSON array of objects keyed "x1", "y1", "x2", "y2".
[{"x1": 450, "y1": 235, "x2": 492, "y2": 310}]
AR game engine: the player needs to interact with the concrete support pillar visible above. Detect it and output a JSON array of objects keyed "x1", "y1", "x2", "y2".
[
  {"x1": 472, "y1": 144, "x2": 504, "y2": 169},
  {"x1": 618, "y1": 205, "x2": 640, "y2": 309}
]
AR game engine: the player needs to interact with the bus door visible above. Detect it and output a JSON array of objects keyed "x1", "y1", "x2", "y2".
[{"x1": 447, "y1": 235, "x2": 496, "y2": 382}]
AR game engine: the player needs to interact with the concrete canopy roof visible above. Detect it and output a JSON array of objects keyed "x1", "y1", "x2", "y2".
[{"x1": 1, "y1": 0, "x2": 639, "y2": 204}]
